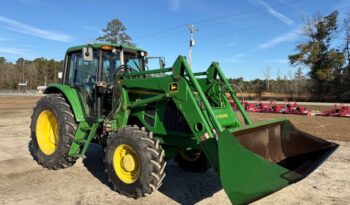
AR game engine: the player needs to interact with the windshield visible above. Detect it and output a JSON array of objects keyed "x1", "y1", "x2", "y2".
[
  {"x1": 124, "y1": 52, "x2": 142, "y2": 71},
  {"x1": 101, "y1": 51, "x2": 144, "y2": 83}
]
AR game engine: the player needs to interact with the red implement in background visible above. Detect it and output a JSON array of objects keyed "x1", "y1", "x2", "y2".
[
  {"x1": 315, "y1": 104, "x2": 350, "y2": 118},
  {"x1": 231, "y1": 100, "x2": 309, "y2": 115}
]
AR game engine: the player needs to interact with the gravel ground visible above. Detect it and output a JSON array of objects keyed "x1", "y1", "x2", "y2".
[{"x1": 0, "y1": 96, "x2": 349, "y2": 205}]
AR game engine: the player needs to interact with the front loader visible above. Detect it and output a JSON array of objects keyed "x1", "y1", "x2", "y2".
[{"x1": 30, "y1": 43, "x2": 338, "y2": 204}]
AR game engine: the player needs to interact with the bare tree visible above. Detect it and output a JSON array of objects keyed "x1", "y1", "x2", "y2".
[
  {"x1": 343, "y1": 12, "x2": 350, "y2": 67},
  {"x1": 264, "y1": 67, "x2": 271, "y2": 91}
]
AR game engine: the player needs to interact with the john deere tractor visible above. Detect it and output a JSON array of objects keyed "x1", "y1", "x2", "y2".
[{"x1": 30, "y1": 43, "x2": 338, "y2": 204}]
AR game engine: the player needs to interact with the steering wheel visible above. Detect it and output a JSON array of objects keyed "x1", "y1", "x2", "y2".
[
  {"x1": 113, "y1": 64, "x2": 138, "y2": 80},
  {"x1": 118, "y1": 64, "x2": 138, "y2": 73}
]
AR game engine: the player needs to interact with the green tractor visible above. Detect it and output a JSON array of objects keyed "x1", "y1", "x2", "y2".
[{"x1": 30, "y1": 43, "x2": 338, "y2": 204}]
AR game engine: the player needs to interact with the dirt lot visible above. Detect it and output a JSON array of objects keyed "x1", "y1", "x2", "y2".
[{"x1": 0, "y1": 96, "x2": 349, "y2": 205}]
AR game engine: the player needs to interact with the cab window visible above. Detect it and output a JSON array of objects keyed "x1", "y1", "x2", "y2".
[
  {"x1": 102, "y1": 51, "x2": 121, "y2": 83},
  {"x1": 67, "y1": 52, "x2": 98, "y2": 86},
  {"x1": 125, "y1": 53, "x2": 142, "y2": 71}
]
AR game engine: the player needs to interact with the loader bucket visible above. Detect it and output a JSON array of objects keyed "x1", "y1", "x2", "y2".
[{"x1": 218, "y1": 118, "x2": 338, "y2": 205}]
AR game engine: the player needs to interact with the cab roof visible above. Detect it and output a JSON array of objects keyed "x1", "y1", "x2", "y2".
[{"x1": 66, "y1": 43, "x2": 146, "y2": 53}]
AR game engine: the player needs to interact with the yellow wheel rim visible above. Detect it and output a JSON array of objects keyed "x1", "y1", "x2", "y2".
[
  {"x1": 36, "y1": 110, "x2": 59, "y2": 155},
  {"x1": 113, "y1": 144, "x2": 140, "y2": 184}
]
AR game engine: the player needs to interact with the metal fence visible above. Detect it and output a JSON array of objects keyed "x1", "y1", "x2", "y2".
[{"x1": 0, "y1": 89, "x2": 43, "y2": 96}]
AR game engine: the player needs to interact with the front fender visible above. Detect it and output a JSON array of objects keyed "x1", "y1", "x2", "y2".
[{"x1": 44, "y1": 84, "x2": 85, "y2": 122}]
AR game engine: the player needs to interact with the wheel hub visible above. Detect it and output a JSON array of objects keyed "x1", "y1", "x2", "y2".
[
  {"x1": 113, "y1": 144, "x2": 140, "y2": 184},
  {"x1": 122, "y1": 154, "x2": 136, "y2": 172}
]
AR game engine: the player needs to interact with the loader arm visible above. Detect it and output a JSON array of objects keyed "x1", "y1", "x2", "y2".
[{"x1": 122, "y1": 55, "x2": 338, "y2": 205}]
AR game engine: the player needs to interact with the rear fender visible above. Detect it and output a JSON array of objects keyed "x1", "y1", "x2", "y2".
[{"x1": 44, "y1": 84, "x2": 85, "y2": 122}]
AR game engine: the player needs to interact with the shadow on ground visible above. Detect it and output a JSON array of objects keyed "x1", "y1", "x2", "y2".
[
  {"x1": 158, "y1": 161, "x2": 222, "y2": 204},
  {"x1": 83, "y1": 144, "x2": 223, "y2": 204},
  {"x1": 82, "y1": 143, "x2": 113, "y2": 189}
]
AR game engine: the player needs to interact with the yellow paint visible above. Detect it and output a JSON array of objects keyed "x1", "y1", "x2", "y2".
[
  {"x1": 36, "y1": 110, "x2": 59, "y2": 155},
  {"x1": 101, "y1": 45, "x2": 113, "y2": 51},
  {"x1": 216, "y1": 113, "x2": 229, "y2": 119},
  {"x1": 113, "y1": 144, "x2": 140, "y2": 184},
  {"x1": 169, "y1": 82, "x2": 179, "y2": 92}
]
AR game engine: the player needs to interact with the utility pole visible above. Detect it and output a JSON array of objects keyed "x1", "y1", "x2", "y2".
[{"x1": 187, "y1": 24, "x2": 198, "y2": 67}]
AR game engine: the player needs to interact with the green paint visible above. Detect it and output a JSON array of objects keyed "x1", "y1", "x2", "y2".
[
  {"x1": 44, "y1": 84, "x2": 85, "y2": 122},
  {"x1": 128, "y1": 94, "x2": 166, "y2": 108},
  {"x1": 79, "y1": 123, "x2": 99, "y2": 157},
  {"x1": 66, "y1": 42, "x2": 146, "y2": 53},
  {"x1": 68, "y1": 122, "x2": 99, "y2": 157},
  {"x1": 218, "y1": 130, "x2": 289, "y2": 205},
  {"x1": 68, "y1": 121, "x2": 90, "y2": 156}
]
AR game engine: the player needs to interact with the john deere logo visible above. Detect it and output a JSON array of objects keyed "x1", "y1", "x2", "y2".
[{"x1": 169, "y1": 82, "x2": 179, "y2": 92}]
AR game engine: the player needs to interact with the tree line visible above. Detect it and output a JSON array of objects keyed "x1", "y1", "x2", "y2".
[
  {"x1": 0, "y1": 57, "x2": 63, "y2": 90},
  {"x1": 229, "y1": 67, "x2": 310, "y2": 101}
]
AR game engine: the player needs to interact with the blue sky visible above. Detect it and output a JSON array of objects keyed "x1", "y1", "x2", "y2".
[{"x1": 0, "y1": 0, "x2": 349, "y2": 79}]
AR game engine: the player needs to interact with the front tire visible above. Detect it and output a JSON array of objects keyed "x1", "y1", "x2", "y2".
[
  {"x1": 30, "y1": 94, "x2": 77, "y2": 169},
  {"x1": 104, "y1": 126, "x2": 166, "y2": 198}
]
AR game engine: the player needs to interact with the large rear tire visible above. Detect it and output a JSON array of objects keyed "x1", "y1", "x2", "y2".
[
  {"x1": 104, "y1": 126, "x2": 166, "y2": 198},
  {"x1": 175, "y1": 149, "x2": 210, "y2": 172},
  {"x1": 30, "y1": 94, "x2": 77, "y2": 169}
]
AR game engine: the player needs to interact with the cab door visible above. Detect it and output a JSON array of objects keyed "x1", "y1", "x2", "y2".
[{"x1": 65, "y1": 51, "x2": 99, "y2": 119}]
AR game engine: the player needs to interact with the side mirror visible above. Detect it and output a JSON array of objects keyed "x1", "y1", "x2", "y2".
[
  {"x1": 58, "y1": 72, "x2": 63, "y2": 79},
  {"x1": 82, "y1": 47, "x2": 93, "y2": 61},
  {"x1": 160, "y1": 58, "x2": 165, "y2": 68}
]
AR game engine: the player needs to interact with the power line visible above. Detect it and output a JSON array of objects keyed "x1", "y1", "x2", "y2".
[
  {"x1": 137, "y1": 30, "x2": 187, "y2": 45},
  {"x1": 134, "y1": 0, "x2": 336, "y2": 42},
  {"x1": 137, "y1": 1, "x2": 346, "y2": 47},
  {"x1": 136, "y1": 5, "x2": 350, "y2": 56},
  {"x1": 199, "y1": 6, "x2": 350, "y2": 40}
]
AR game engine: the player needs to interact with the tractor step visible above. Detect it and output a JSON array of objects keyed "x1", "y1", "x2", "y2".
[{"x1": 68, "y1": 122, "x2": 99, "y2": 158}]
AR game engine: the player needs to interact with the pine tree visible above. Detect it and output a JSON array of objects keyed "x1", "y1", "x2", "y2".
[
  {"x1": 289, "y1": 11, "x2": 344, "y2": 100},
  {"x1": 96, "y1": 19, "x2": 135, "y2": 46}
]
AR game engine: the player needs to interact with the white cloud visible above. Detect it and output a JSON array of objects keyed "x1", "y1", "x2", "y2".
[
  {"x1": 257, "y1": 26, "x2": 301, "y2": 50},
  {"x1": 225, "y1": 52, "x2": 246, "y2": 63},
  {"x1": 0, "y1": 16, "x2": 71, "y2": 42},
  {"x1": 254, "y1": 0, "x2": 294, "y2": 26},
  {"x1": 266, "y1": 59, "x2": 289, "y2": 64},
  {"x1": 277, "y1": 59, "x2": 289, "y2": 64},
  {"x1": 168, "y1": 0, "x2": 182, "y2": 11},
  {"x1": 225, "y1": 42, "x2": 238, "y2": 47},
  {"x1": 0, "y1": 47, "x2": 26, "y2": 55}
]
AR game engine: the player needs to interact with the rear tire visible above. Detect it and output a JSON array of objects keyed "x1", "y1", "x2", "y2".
[
  {"x1": 175, "y1": 149, "x2": 210, "y2": 172},
  {"x1": 104, "y1": 126, "x2": 166, "y2": 198},
  {"x1": 30, "y1": 94, "x2": 77, "y2": 169}
]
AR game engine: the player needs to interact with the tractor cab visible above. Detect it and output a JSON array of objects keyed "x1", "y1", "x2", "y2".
[{"x1": 60, "y1": 43, "x2": 147, "y2": 121}]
